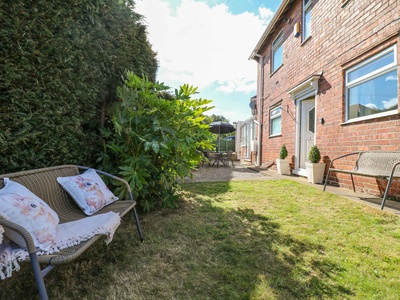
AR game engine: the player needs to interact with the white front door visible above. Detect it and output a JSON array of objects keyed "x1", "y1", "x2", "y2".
[{"x1": 299, "y1": 99, "x2": 315, "y2": 169}]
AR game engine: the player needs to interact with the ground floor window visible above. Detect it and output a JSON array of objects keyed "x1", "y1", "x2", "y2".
[
  {"x1": 270, "y1": 106, "x2": 282, "y2": 136},
  {"x1": 345, "y1": 45, "x2": 398, "y2": 121}
]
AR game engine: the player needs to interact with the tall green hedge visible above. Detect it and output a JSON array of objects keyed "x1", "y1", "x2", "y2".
[{"x1": 0, "y1": 0, "x2": 157, "y2": 173}]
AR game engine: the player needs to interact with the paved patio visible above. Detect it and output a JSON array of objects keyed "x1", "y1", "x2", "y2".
[{"x1": 185, "y1": 162, "x2": 400, "y2": 216}]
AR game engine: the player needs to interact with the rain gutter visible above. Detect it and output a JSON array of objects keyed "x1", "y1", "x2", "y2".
[{"x1": 253, "y1": 54, "x2": 263, "y2": 167}]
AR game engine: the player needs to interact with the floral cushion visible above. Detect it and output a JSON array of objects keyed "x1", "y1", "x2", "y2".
[
  {"x1": 57, "y1": 169, "x2": 119, "y2": 216},
  {"x1": 0, "y1": 179, "x2": 59, "y2": 251}
]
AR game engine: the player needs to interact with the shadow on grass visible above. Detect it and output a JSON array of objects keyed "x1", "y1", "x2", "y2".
[
  {"x1": 180, "y1": 189, "x2": 353, "y2": 300},
  {"x1": 0, "y1": 181, "x2": 353, "y2": 300}
]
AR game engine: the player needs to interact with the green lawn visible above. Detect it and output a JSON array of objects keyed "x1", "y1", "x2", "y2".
[{"x1": 1, "y1": 180, "x2": 400, "y2": 299}]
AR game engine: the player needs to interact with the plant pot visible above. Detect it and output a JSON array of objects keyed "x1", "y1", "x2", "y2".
[
  {"x1": 276, "y1": 159, "x2": 290, "y2": 175},
  {"x1": 305, "y1": 162, "x2": 326, "y2": 184}
]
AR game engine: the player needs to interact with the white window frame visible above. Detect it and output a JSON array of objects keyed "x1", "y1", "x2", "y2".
[
  {"x1": 345, "y1": 45, "x2": 398, "y2": 122},
  {"x1": 241, "y1": 124, "x2": 248, "y2": 147},
  {"x1": 270, "y1": 106, "x2": 282, "y2": 136},
  {"x1": 302, "y1": 0, "x2": 312, "y2": 41},
  {"x1": 272, "y1": 30, "x2": 283, "y2": 73}
]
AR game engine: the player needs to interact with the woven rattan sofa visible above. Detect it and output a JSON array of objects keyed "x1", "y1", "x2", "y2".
[
  {"x1": 0, "y1": 165, "x2": 143, "y2": 300},
  {"x1": 323, "y1": 151, "x2": 400, "y2": 210}
]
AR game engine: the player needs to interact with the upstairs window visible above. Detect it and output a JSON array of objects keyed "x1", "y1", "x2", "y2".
[
  {"x1": 345, "y1": 46, "x2": 398, "y2": 121},
  {"x1": 272, "y1": 30, "x2": 283, "y2": 73},
  {"x1": 270, "y1": 106, "x2": 282, "y2": 136},
  {"x1": 303, "y1": 0, "x2": 312, "y2": 41}
]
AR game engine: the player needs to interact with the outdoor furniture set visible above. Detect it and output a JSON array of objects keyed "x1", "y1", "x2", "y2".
[
  {"x1": 202, "y1": 150, "x2": 235, "y2": 168},
  {"x1": 323, "y1": 151, "x2": 400, "y2": 210},
  {"x1": 0, "y1": 165, "x2": 143, "y2": 300}
]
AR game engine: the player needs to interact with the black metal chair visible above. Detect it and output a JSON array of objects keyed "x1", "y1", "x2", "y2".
[
  {"x1": 224, "y1": 150, "x2": 234, "y2": 167},
  {"x1": 201, "y1": 151, "x2": 212, "y2": 167}
]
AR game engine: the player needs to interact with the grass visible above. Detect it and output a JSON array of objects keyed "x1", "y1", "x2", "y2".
[{"x1": 1, "y1": 179, "x2": 400, "y2": 299}]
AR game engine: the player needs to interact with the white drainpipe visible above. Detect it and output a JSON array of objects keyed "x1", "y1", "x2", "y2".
[{"x1": 253, "y1": 53, "x2": 264, "y2": 167}]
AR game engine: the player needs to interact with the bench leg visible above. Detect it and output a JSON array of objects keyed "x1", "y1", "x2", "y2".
[
  {"x1": 132, "y1": 207, "x2": 144, "y2": 242},
  {"x1": 381, "y1": 177, "x2": 394, "y2": 210},
  {"x1": 350, "y1": 174, "x2": 356, "y2": 192},
  {"x1": 323, "y1": 169, "x2": 331, "y2": 191},
  {"x1": 29, "y1": 252, "x2": 49, "y2": 300}
]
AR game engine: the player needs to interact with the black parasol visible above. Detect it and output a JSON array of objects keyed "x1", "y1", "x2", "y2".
[{"x1": 209, "y1": 121, "x2": 236, "y2": 151}]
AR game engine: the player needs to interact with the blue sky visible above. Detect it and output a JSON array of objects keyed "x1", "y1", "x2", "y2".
[{"x1": 135, "y1": 0, "x2": 282, "y2": 123}]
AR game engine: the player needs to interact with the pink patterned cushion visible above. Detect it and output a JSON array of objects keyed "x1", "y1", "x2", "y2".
[
  {"x1": 57, "y1": 169, "x2": 119, "y2": 215},
  {"x1": 0, "y1": 179, "x2": 59, "y2": 251}
]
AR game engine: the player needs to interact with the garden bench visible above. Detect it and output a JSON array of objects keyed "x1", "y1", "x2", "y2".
[
  {"x1": 0, "y1": 165, "x2": 143, "y2": 300},
  {"x1": 323, "y1": 151, "x2": 400, "y2": 210}
]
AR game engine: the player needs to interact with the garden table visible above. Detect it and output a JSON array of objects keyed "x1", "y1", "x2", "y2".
[{"x1": 211, "y1": 152, "x2": 226, "y2": 167}]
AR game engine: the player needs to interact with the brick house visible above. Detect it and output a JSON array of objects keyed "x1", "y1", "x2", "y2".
[{"x1": 249, "y1": 0, "x2": 400, "y2": 197}]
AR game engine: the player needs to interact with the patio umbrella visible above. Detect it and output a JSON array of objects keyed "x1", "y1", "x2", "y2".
[{"x1": 209, "y1": 121, "x2": 236, "y2": 151}]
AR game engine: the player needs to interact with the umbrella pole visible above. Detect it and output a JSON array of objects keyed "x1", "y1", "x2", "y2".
[{"x1": 218, "y1": 127, "x2": 221, "y2": 152}]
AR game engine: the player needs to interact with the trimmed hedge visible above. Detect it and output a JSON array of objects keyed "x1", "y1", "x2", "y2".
[{"x1": 0, "y1": 0, "x2": 157, "y2": 172}]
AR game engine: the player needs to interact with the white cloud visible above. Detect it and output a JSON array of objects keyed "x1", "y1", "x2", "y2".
[
  {"x1": 259, "y1": 6, "x2": 275, "y2": 24},
  {"x1": 135, "y1": 0, "x2": 272, "y2": 93},
  {"x1": 365, "y1": 103, "x2": 378, "y2": 110},
  {"x1": 217, "y1": 77, "x2": 257, "y2": 93},
  {"x1": 382, "y1": 97, "x2": 398, "y2": 109},
  {"x1": 385, "y1": 75, "x2": 397, "y2": 81}
]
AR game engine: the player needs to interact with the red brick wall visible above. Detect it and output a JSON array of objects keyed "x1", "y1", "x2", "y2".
[{"x1": 256, "y1": 0, "x2": 400, "y2": 197}]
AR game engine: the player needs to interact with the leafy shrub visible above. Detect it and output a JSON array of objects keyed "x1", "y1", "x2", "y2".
[{"x1": 101, "y1": 72, "x2": 214, "y2": 211}]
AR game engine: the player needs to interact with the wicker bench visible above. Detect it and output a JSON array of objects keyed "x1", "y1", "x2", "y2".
[
  {"x1": 323, "y1": 151, "x2": 400, "y2": 210},
  {"x1": 0, "y1": 165, "x2": 143, "y2": 300}
]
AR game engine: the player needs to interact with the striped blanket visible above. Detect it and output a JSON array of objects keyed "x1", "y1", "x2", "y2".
[{"x1": 0, "y1": 211, "x2": 121, "y2": 279}]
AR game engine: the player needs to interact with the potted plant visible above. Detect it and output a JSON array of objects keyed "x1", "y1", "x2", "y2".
[
  {"x1": 276, "y1": 144, "x2": 290, "y2": 175},
  {"x1": 305, "y1": 145, "x2": 326, "y2": 183}
]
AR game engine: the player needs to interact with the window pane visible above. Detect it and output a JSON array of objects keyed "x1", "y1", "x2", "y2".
[
  {"x1": 308, "y1": 107, "x2": 315, "y2": 133},
  {"x1": 271, "y1": 107, "x2": 282, "y2": 117},
  {"x1": 273, "y1": 45, "x2": 283, "y2": 72},
  {"x1": 347, "y1": 69, "x2": 398, "y2": 119},
  {"x1": 304, "y1": 9, "x2": 311, "y2": 39},
  {"x1": 348, "y1": 51, "x2": 395, "y2": 82},
  {"x1": 272, "y1": 31, "x2": 283, "y2": 47},
  {"x1": 271, "y1": 116, "x2": 281, "y2": 135}
]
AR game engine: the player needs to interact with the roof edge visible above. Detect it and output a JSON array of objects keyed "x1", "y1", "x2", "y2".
[{"x1": 249, "y1": 0, "x2": 292, "y2": 60}]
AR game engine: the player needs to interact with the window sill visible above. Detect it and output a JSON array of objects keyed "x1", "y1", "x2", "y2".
[
  {"x1": 270, "y1": 64, "x2": 283, "y2": 77},
  {"x1": 301, "y1": 36, "x2": 312, "y2": 46},
  {"x1": 269, "y1": 134, "x2": 282, "y2": 138},
  {"x1": 340, "y1": 110, "x2": 399, "y2": 125}
]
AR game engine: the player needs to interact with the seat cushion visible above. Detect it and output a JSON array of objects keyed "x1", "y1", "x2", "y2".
[
  {"x1": 57, "y1": 169, "x2": 119, "y2": 216},
  {"x1": 0, "y1": 179, "x2": 60, "y2": 251}
]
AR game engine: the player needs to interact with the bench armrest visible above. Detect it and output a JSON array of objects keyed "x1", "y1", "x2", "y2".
[
  {"x1": 77, "y1": 166, "x2": 143, "y2": 242},
  {"x1": 389, "y1": 160, "x2": 400, "y2": 178},
  {"x1": 0, "y1": 218, "x2": 37, "y2": 254}
]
